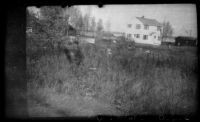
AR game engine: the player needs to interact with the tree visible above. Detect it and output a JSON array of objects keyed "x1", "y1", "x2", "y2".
[
  {"x1": 97, "y1": 19, "x2": 103, "y2": 32},
  {"x1": 39, "y1": 6, "x2": 66, "y2": 49},
  {"x1": 161, "y1": 21, "x2": 174, "y2": 39},
  {"x1": 27, "y1": 6, "x2": 85, "y2": 51},
  {"x1": 26, "y1": 8, "x2": 37, "y2": 27},
  {"x1": 64, "y1": 6, "x2": 84, "y2": 30},
  {"x1": 90, "y1": 17, "x2": 96, "y2": 31},
  {"x1": 76, "y1": 15, "x2": 84, "y2": 30},
  {"x1": 27, "y1": 8, "x2": 39, "y2": 51},
  {"x1": 26, "y1": 7, "x2": 52, "y2": 51},
  {"x1": 83, "y1": 14, "x2": 90, "y2": 31}
]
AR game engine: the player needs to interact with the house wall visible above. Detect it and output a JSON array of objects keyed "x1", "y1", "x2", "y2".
[{"x1": 124, "y1": 18, "x2": 162, "y2": 45}]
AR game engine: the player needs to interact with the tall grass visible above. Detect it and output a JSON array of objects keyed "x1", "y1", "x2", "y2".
[{"x1": 27, "y1": 41, "x2": 197, "y2": 116}]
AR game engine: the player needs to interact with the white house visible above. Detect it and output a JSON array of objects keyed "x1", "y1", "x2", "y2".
[{"x1": 124, "y1": 16, "x2": 162, "y2": 45}]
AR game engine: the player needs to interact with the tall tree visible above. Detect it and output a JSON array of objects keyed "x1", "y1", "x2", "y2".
[
  {"x1": 27, "y1": 6, "x2": 85, "y2": 50},
  {"x1": 27, "y1": 8, "x2": 43, "y2": 51},
  {"x1": 90, "y1": 17, "x2": 96, "y2": 31},
  {"x1": 97, "y1": 19, "x2": 103, "y2": 32},
  {"x1": 39, "y1": 6, "x2": 66, "y2": 49},
  {"x1": 83, "y1": 14, "x2": 90, "y2": 31},
  {"x1": 161, "y1": 21, "x2": 174, "y2": 39},
  {"x1": 76, "y1": 15, "x2": 84, "y2": 30},
  {"x1": 64, "y1": 6, "x2": 83, "y2": 30}
]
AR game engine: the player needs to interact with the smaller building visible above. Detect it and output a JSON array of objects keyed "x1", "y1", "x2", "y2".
[
  {"x1": 78, "y1": 36, "x2": 95, "y2": 44},
  {"x1": 76, "y1": 30, "x2": 96, "y2": 44},
  {"x1": 161, "y1": 36, "x2": 175, "y2": 46},
  {"x1": 112, "y1": 32, "x2": 126, "y2": 37},
  {"x1": 77, "y1": 30, "x2": 96, "y2": 38},
  {"x1": 64, "y1": 24, "x2": 77, "y2": 36},
  {"x1": 175, "y1": 36, "x2": 197, "y2": 46}
]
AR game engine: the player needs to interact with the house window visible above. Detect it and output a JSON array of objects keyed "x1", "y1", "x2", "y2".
[
  {"x1": 127, "y1": 34, "x2": 132, "y2": 38},
  {"x1": 157, "y1": 26, "x2": 161, "y2": 31},
  {"x1": 144, "y1": 25, "x2": 149, "y2": 30},
  {"x1": 135, "y1": 34, "x2": 140, "y2": 38},
  {"x1": 143, "y1": 35, "x2": 148, "y2": 40},
  {"x1": 134, "y1": 34, "x2": 137, "y2": 38},
  {"x1": 134, "y1": 34, "x2": 140, "y2": 38},
  {"x1": 127, "y1": 24, "x2": 132, "y2": 28},
  {"x1": 136, "y1": 24, "x2": 141, "y2": 29}
]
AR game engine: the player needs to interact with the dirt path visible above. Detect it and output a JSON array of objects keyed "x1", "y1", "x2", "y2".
[{"x1": 28, "y1": 95, "x2": 122, "y2": 117}]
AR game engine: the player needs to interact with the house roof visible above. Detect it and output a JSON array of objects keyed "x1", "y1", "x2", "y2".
[
  {"x1": 136, "y1": 17, "x2": 162, "y2": 27},
  {"x1": 176, "y1": 36, "x2": 197, "y2": 41}
]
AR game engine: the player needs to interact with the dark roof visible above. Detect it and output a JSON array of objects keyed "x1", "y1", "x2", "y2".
[
  {"x1": 136, "y1": 17, "x2": 162, "y2": 27},
  {"x1": 163, "y1": 36, "x2": 175, "y2": 39},
  {"x1": 176, "y1": 36, "x2": 197, "y2": 41}
]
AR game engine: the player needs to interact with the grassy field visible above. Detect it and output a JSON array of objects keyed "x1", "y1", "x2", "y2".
[{"x1": 26, "y1": 40, "x2": 198, "y2": 117}]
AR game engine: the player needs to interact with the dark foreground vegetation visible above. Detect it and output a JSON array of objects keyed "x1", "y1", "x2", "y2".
[{"x1": 26, "y1": 39, "x2": 198, "y2": 117}]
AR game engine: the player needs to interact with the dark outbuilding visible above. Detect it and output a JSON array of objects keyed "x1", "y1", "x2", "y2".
[{"x1": 175, "y1": 36, "x2": 197, "y2": 46}]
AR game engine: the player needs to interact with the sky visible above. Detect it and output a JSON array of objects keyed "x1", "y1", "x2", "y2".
[{"x1": 77, "y1": 4, "x2": 197, "y2": 38}]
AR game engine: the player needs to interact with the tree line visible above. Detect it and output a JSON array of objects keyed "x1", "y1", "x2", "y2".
[
  {"x1": 27, "y1": 6, "x2": 105, "y2": 51},
  {"x1": 27, "y1": 6, "x2": 176, "y2": 52}
]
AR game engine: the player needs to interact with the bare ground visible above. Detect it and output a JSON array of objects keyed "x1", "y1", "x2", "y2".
[{"x1": 28, "y1": 93, "x2": 122, "y2": 117}]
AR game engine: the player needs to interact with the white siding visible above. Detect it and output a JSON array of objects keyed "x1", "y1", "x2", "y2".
[{"x1": 123, "y1": 17, "x2": 162, "y2": 45}]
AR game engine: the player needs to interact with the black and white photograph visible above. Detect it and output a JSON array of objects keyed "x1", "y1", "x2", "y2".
[{"x1": 6, "y1": 4, "x2": 198, "y2": 119}]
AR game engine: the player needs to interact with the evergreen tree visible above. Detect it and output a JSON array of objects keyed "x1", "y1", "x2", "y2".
[{"x1": 97, "y1": 19, "x2": 103, "y2": 32}]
